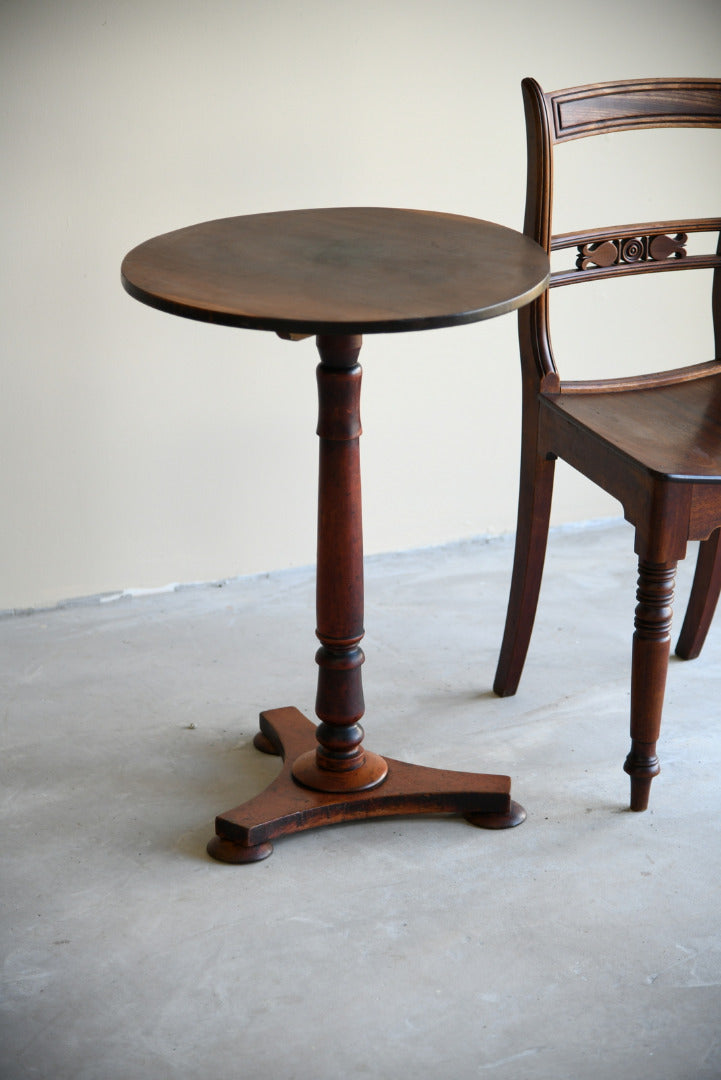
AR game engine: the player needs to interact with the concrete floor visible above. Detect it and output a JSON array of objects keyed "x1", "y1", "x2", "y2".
[{"x1": 1, "y1": 520, "x2": 720, "y2": 1080}]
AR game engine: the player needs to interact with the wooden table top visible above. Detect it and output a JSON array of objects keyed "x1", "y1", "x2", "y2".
[{"x1": 121, "y1": 207, "x2": 549, "y2": 336}]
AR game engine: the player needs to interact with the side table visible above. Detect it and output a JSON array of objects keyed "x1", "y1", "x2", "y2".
[{"x1": 121, "y1": 207, "x2": 549, "y2": 862}]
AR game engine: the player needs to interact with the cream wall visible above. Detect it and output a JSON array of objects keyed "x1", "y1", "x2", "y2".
[{"x1": 2, "y1": 0, "x2": 719, "y2": 610}]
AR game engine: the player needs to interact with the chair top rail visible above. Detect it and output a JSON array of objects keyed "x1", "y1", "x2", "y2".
[{"x1": 546, "y1": 78, "x2": 721, "y2": 142}]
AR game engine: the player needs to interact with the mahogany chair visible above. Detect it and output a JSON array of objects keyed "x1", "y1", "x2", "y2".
[{"x1": 494, "y1": 77, "x2": 721, "y2": 810}]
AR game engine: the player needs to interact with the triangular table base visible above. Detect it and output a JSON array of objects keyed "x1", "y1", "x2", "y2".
[{"x1": 207, "y1": 707, "x2": 526, "y2": 863}]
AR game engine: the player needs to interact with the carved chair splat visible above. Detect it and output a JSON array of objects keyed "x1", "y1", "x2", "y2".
[{"x1": 494, "y1": 77, "x2": 721, "y2": 811}]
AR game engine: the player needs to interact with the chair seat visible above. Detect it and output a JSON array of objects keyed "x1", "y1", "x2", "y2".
[{"x1": 544, "y1": 370, "x2": 721, "y2": 481}]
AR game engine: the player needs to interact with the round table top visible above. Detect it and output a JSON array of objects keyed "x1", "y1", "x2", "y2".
[{"x1": 121, "y1": 207, "x2": 549, "y2": 336}]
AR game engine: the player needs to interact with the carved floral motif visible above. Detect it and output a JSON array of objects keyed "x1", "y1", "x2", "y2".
[{"x1": 577, "y1": 232, "x2": 688, "y2": 271}]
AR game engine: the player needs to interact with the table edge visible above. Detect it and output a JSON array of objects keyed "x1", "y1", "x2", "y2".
[{"x1": 120, "y1": 268, "x2": 550, "y2": 336}]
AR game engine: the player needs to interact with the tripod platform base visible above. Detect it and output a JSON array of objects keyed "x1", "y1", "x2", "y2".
[{"x1": 207, "y1": 707, "x2": 525, "y2": 863}]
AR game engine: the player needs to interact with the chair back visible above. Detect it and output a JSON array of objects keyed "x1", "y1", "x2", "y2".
[{"x1": 520, "y1": 77, "x2": 721, "y2": 392}]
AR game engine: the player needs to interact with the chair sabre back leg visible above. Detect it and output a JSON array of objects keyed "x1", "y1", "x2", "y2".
[
  {"x1": 675, "y1": 528, "x2": 721, "y2": 659},
  {"x1": 493, "y1": 446, "x2": 555, "y2": 697}
]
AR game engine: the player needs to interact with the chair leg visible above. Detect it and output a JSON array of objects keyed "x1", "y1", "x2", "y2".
[
  {"x1": 493, "y1": 444, "x2": 555, "y2": 697},
  {"x1": 675, "y1": 529, "x2": 721, "y2": 660},
  {"x1": 623, "y1": 558, "x2": 677, "y2": 811}
]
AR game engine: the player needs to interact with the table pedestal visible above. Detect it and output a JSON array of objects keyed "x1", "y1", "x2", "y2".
[{"x1": 207, "y1": 335, "x2": 525, "y2": 863}]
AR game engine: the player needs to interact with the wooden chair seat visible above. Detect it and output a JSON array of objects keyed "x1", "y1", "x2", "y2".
[
  {"x1": 494, "y1": 77, "x2": 721, "y2": 812},
  {"x1": 545, "y1": 365, "x2": 721, "y2": 480}
]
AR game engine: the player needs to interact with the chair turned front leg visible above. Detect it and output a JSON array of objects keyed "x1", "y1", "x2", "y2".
[{"x1": 624, "y1": 559, "x2": 676, "y2": 811}]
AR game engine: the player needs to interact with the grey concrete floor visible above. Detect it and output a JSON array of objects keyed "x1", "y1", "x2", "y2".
[{"x1": 2, "y1": 520, "x2": 720, "y2": 1080}]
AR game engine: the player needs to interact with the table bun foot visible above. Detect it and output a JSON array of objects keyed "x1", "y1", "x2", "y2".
[
  {"x1": 207, "y1": 835, "x2": 274, "y2": 864},
  {"x1": 253, "y1": 730, "x2": 280, "y2": 755},
  {"x1": 464, "y1": 799, "x2": 527, "y2": 829}
]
